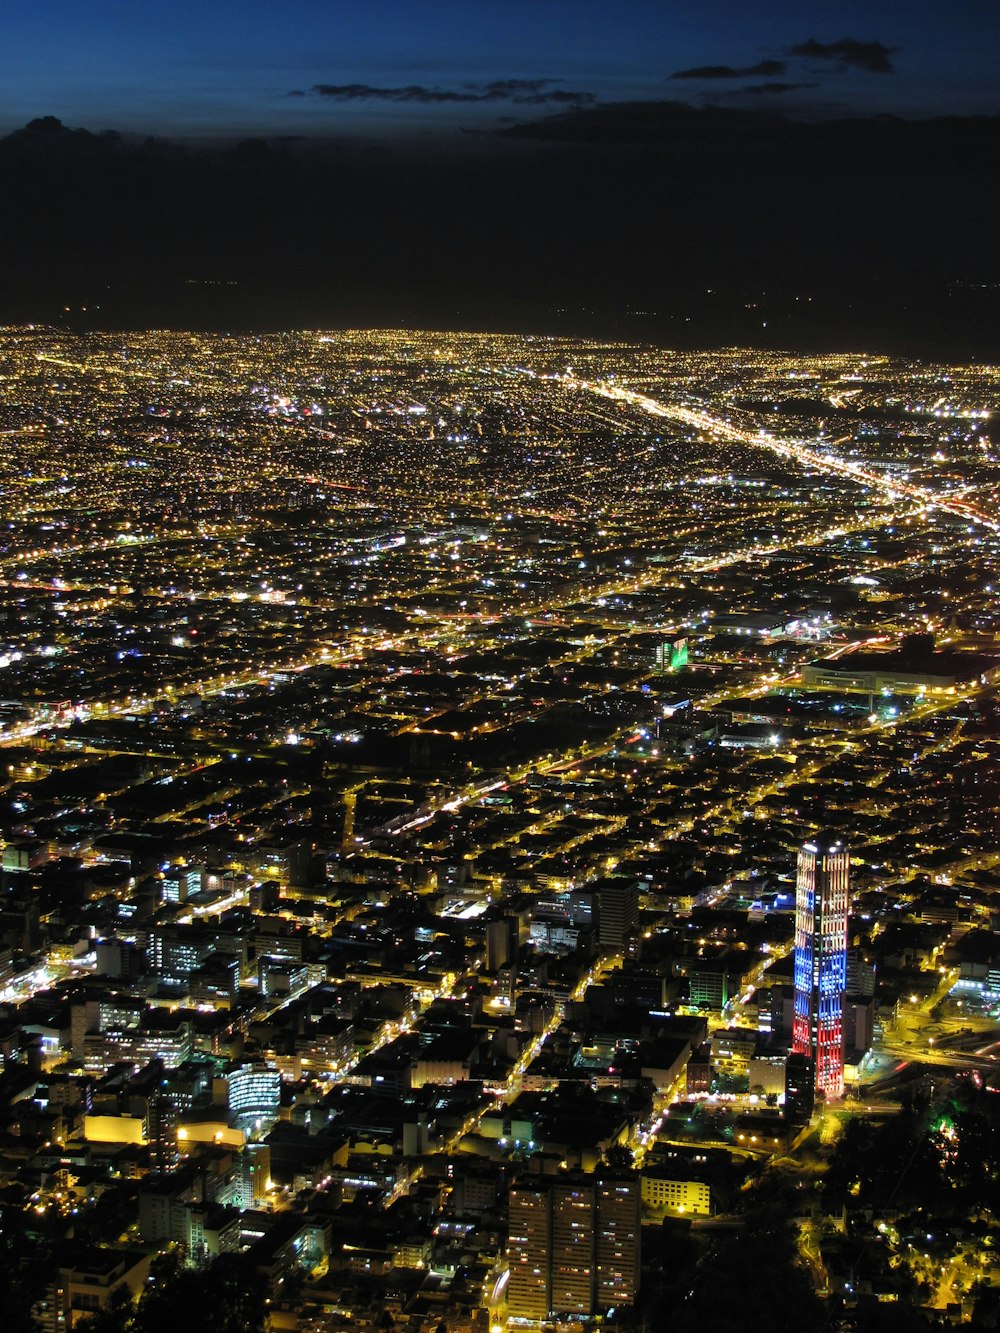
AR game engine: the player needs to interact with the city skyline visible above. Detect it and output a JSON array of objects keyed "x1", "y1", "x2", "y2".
[
  {"x1": 0, "y1": 327, "x2": 999, "y2": 1327},
  {"x1": 2, "y1": 4, "x2": 1000, "y2": 1329}
]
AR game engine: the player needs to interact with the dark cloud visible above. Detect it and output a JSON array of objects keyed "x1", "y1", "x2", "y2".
[
  {"x1": 789, "y1": 38, "x2": 897, "y2": 74},
  {"x1": 309, "y1": 81, "x2": 593, "y2": 106},
  {"x1": 672, "y1": 65, "x2": 742, "y2": 80},
  {"x1": 515, "y1": 89, "x2": 596, "y2": 106},
  {"x1": 480, "y1": 79, "x2": 549, "y2": 95},
  {"x1": 672, "y1": 59, "x2": 786, "y2": 80},
  {"x1": 740, "y1": 81, "x2": 817, "y2": 96},
  {"x1": 312, "y1": 84, "x2": 490, "y2": 103}
]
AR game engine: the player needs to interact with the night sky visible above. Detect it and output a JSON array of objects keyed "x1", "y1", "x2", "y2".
[
  {"x1": 3, "y1": 0, "x2": 998, "y2": 135},
  {"x1": 1, "y1": 1, "x2": 999, "y2": 352}
]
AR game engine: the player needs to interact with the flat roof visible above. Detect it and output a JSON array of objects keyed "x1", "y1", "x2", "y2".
[{"x1": 808, "y1": 649, "x2": 994, "y2": 677}]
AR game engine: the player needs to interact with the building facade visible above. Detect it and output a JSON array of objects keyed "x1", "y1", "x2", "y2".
[
  {"x1": 597, "y1": 880, "x2": 640, "y2": 954},
  {"x1": 507, "y1": 1185, "x2": 552, "y2": 1319},
  {"x1": 551, "y1": 1181, "x2": 596, "y2": 1315}
]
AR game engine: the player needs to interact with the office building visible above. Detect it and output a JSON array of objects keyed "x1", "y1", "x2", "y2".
[
  {"x1": 597, "y1": 879, "x2": 640, "y2": 954},
  {"x1": 221, "y1": 1064, "x2": 282, "y2": 1124},
  {"x1": 640, "y1": 1174, "x2": 710, "y2": 1216},
  {"x1": 792, "y1": 833, "x2": 849, "y2": 1100},
  {"x1": 846, "y1": 947, "x2": 876, "y2": 999},
  {"x1": 485, "y1": 916, "x2": 518, "y2": 974}
]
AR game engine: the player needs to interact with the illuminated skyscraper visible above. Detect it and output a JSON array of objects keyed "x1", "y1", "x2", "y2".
[{"x1": 792, "y1": 832, "x2": 849, "y2": 1100}]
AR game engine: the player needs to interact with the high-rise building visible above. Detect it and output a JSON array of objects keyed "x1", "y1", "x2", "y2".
[
  {"x1": 235, "y1": 1143, "x2": 271, "y2": 1209},
  {"x1": 792, "y1": 833, "x2": 849, "y2": 1100},
  {"x1": 655, "y1": 636, "x2": 689, "y2": 673},
  {"x1": 506, "y1": 1175, "x2": 641, "y2": 1318},
  {"x1": 595, "y1": 1177, "x2": 642, "y2": 1309},
  {"x1": 485, "y1": 916, "x2": 518, "y2": 974},
  {"x1": 783, "y1": 1052, "x2": 815, "y2": 1125},
  {"x1": 846, "y1": 947, "x2": 876, "y2": 998},
  {"x1": 507, "y1": 1185, "x2": 551, "y2": 1319},
  {"x1": 551, "y1": 1181, "x2": 596, "y2": 1315},
  {"x1": 597, "y1": 879, "x2": 640, "y2": 954},
  {"x1": 222, "y1": 1064, "x2": 282, "y2": 1124}
]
